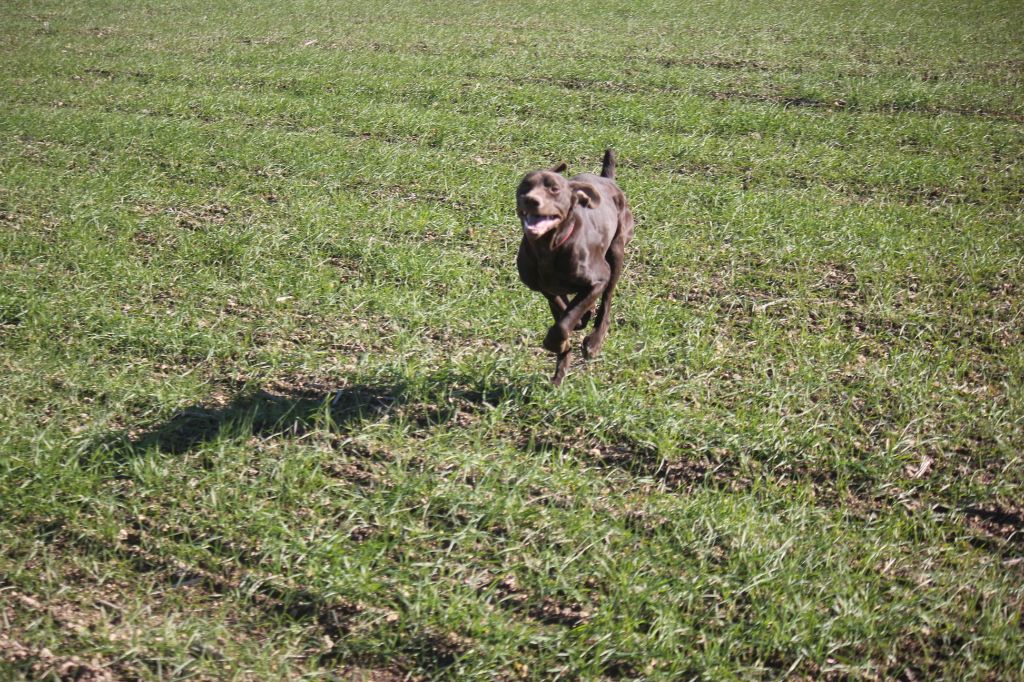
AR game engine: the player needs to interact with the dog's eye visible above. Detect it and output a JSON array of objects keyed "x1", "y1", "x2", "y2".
[{"x1": 549, "y1": 185, "x2": 560, "y2": 194}]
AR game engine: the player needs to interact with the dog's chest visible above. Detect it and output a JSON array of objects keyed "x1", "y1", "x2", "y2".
[
  {"x1": 535, "y1": 266, "x2": 577, "y2": 295},
  {"x1": 521, "y1": 245, "x2": 591, "y2": 295}
]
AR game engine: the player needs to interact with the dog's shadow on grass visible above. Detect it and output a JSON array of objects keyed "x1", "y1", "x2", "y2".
[{"x1": 112, "y1": 374, "x2": 529, "y2": 457}]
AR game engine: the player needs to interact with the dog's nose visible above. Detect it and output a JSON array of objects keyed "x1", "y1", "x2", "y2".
[{"x1": 520, "y1": 195, "x2": 540, "y2": 212}]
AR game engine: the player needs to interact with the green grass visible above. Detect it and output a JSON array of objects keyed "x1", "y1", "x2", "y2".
[{"x1": 1, "y1": 0, "x2": 1023, "y2": 679}]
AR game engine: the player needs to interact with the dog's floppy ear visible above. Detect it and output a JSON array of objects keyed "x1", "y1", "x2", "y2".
[
  {"x1": 571, "y1": 181, "x2": 601, "y2": 208},
  {"x1": 549, "y1": 162, "x2": 568, "y2": 174}
]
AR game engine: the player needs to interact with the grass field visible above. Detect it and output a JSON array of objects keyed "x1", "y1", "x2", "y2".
[{"x1": 2, "y1": 0, "x2": 1023, "y2": 679}]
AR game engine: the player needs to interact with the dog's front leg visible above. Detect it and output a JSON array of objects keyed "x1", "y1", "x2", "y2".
[
  {"x1": 551, "y1": 349, "x2": 571, "y2": 385},
  {"x1": 543, "y1": 296, "x2": 573, "y2": 385},
  {"x1": 545, "y1": 294, "x2": 568, "y2": 323},
  {"x1": 543, "y1": 323, "x2": 572, "y2": 354},
  {"x1": 543, "y1": 283, "x2": 605, "y2": 355}
]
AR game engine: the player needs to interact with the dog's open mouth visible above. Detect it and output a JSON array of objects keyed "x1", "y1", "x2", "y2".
[{"x1": 522, "y1": 214, "x2": 560, "y2": 237}]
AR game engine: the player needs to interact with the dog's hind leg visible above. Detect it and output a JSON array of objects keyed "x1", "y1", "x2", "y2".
[
  {"x1": 583, "y1": 240, "x2": 624, "y2": 360},
  {"x1": 576, "y1": 306, "x2": 593, "y2": 330}
]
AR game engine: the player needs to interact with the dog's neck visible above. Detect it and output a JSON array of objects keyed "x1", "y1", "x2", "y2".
[{"x1": 551, "y1": 214, "x2": 576, "y2": 249}]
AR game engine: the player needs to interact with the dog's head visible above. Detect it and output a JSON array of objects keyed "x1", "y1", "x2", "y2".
[
  {"x1": 517, "y1": 162, "x2": 604, "y2": 242},
  {"x1": 516, "y1": 162, "x2": 575, "y2": 241}
]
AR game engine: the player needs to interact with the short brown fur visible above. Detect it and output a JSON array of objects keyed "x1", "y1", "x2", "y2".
[{"x1": 515, "y1": 149, "x2": 634, "y2": 385}]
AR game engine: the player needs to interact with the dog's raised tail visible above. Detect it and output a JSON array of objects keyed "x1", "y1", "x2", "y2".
[{"x1": 601, "y1": 149, "x2": 616, "y2": 179}]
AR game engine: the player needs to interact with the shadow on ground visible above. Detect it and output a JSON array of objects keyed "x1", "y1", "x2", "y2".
[
  {"x1": 95, "y1": 373, "x2": 531, "y2": 458},
  {"x1": 86, "y1": 370, "x2": 1024, "y2": 558}
]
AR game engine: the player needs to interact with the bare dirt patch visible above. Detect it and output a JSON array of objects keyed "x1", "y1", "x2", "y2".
[
  {"x1": 466, "y1": 572, "x2": 596, "y2": 630},
  {"x1": 0, "y1": 634, "x2": 117, "y2": 682},
  {"x1": 528, "y1": 597, "x2": 592, "y2": 627},
  {"x1": 936, "y1": 503, "x2": 1024, "y2": 548}
]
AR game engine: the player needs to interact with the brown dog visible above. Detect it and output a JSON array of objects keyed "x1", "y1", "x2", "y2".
[{"x1": 516, "y1": 149, "x2": 634, "y2": 385}]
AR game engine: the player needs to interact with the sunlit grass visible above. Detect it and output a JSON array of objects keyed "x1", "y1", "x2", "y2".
[{"x1": 1, "y1": 0, "x2": 1022, "y2": 679}]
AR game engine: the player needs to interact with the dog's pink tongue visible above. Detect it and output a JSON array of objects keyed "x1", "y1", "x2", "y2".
[{"x1": 523, "y1": 215, "x2": 558, "y2": 237}]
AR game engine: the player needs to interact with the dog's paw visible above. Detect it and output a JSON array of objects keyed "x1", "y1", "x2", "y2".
[
  {"x1": 582, "y1": 334, "x2": 602, "y2": 360},
  {"x1": 543, "y1": 326, "x2": 570, "y2": 354}
]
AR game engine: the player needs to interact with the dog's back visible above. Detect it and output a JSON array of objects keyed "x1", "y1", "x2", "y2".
[{"x1": 569, "y1": 149, "x2": 632, "y2": 246}]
